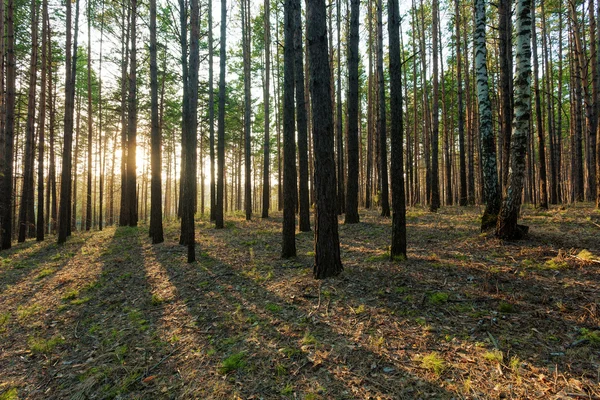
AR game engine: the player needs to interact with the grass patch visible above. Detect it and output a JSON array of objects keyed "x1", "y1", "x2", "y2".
[
  {"x1": 365, "y1": 252, "x2": 390, "y2": 262},
  {"x1": 301, "y1": 331, "x2": 318, "y2": 346},
  {"x1": 71, "y1": 296, "x2": 91, "y2": 305},
  {"x1": 577, "y1": 249, "x2": 596, "y2": 261},
  {"x1": 0, "y1": 312, "x2": 10, "y2": 332},
  {"x1": 265, "y1": 303, "x2": 281, "y2": 313},
  {"x1": 483, "y1": 350, "x2": 503, "y2": 363},
  {"x1": 61, "y1": 289, "x2": 79, "y2": 301},
  {"x1": 0, "y1": 388, "x2": 18, "y2": 400},
  {"x1": 580, "y1": 329, "x2": 600, "y2": 347},
  {"x1": 421, "y1": 352, "x2": 446, "y2": 375},
  {"x1": 36, "y1": 268, "x2": 55, "y2": 279},
  {"x1": 17, "y1": 304, "x2": 41, "y2": 320},
  {"x1": 498, "y1": 301, "x2": 516, "y2": 313},
  {"x1": 28, "y1": 335, "x2": 65, "y2": 354},
  {"x1": 428, "y1": 292, "x2": 449, "y2": 305},
  {"x1": 151, "y1": 294, "x2": 165, "y2": 306},
  {"x1": 219, "y1": 352, "x2": 247, "y2": 374}
]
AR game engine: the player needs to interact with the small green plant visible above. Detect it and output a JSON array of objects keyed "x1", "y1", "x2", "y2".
[
  {"x1": 544, "y1": 258, "x2": 568, "y2": 270},
  {"x1": 301, "y1": 331, "x2": 317, "y2": 346},
  {"x1": 17, "y1": 304, "x2": 41, "y2": 320},
  {"x1": 265, "y1": 303, "x2": 282, "y2": 313},
  {"x1": 483, "y1": 350, "x2": 503, "y2": 363},
  {"x1": 0, "y1": 388, "x2": 18, "y2": 400},
  {"x1": 274, "y1": 364, "x2": 287, "y2": 376},
  {"x1": 151, "y1": 294, "x2": 165, "y2": 306},
  {"x1": 365, "y1": 252, "x2": 390, "y2": 262},
  {"x1": 28, "y1": 335, "x2": 65, "y2": 354},
  {"x1": 498, "y1": 301, "x2": 516, "y2": 313},
  {"x1": 353, "y1": 304, "x2": 367, "y2": 314},
  {"x1": 510, "y1": 356, "x2": 521, "y2": 373},
  {"x1": 395, "y1": 286, "x2": 408, "y2": 294},
  {"x1": 71, "y1": 296, "x2": 91, "y2": 305},
  {"x1": 219, "y1": 352, "x2": 247, "y2": 374},
  {"x1": 0, "y1": 312, "x2": 10, "y2": 332},
  {"x1": 62, "y1": 289, "x2": 79, "y2": 301},
  {"x1": 280, "y1": 347, "x2": 301, "y2": 358},
  {"x1": 577, "y1": 249, "x2": 595, "y2": 261},
  {"x1": 421, "y1": 352, "x2": 446, "y2": 375},
  {"x1": 281, "y1": 384, "x2": 293, "y2": 396},
  {"x1": 36, "y1": 268, "x2": 55, "y2": 279},
  {"x1": 429, "y1": 292, "x2": 449, "y2": 305},
  {"x1": 580, "y1": 328, "x2": 600, "y2": 347}
]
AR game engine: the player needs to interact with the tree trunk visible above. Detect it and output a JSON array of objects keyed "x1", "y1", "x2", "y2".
[
  {"x1": 282, "y1": 0, "x2": 297, "y2": 258},
  {"x1": 262, "y1": 0, "x2": 271, "y2": 218},
  {"x1": 388, "y1": 0, "x2": 407, "y2": 258},
  {"x1": 475, "y1": 0, "x2": 500, "y2": 230},
  {"x1": 86, "y1": 0, "x2": 93, "y2": 231},
  {"x1": 498, "y1": 0, "x2": 513, "y2": 191},
  {"x1": 18, "y1": 0, "x2": 38, "y2": 243},
  {"x1": 215, "y1": 0, "x2": 227, "y2": 229},
  {"x1": 242, "y1": 0, "x2": 252, "y2": 221},
  {"x1": 58, "y1": 0, "x2": 79, "y2": 244},
  {"x1": 345, "y1": 0, "x2": 360, "y2": 224},
  {"x1": 336, "y1": 0, "x2": 345, "y2": 215},
  {"x1": 1, "y1": 0, "x2": 16, "y2": 249},
  {"x1": 531, "y1": 0, "x2": 548, "y2": 209},
  {"x1": 119, "y1": 3, "x2": 130, "y2": 225},
  {"x1": 37, "y1": 0, "x2": 48, "y2": 241},
  {"x1": 496, "y1": 0, "x2": 532, "y2": 240},
  {"x1": 149, "y1": 0, "x2": 163, "y2": 243},
  {"x1": 376, "y1": 0, "x2": 389, "y2": 216},
  {"x1": 126, "y1": 0, "x2": 138, "y2": 227},
  {"x1": 455, "y1": 0, "x2": 467, "y2": 206},
  {"x1": 306, "y1": 0, "x2": 343, "y2": 279},
  {"x1": 429, "y1": 0, "x2": 440, "y2": 212},
  {"x1": 294, "y1": 0, "x2": 311, "y2": 232}
]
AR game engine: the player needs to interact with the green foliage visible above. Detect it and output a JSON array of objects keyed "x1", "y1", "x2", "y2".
[
  {"x1": 421, "y1": 352, "x2": 446, "y2": 375},
  {"x1": 0, "y1": 388, "x2": 18, "y2": 400},
  {"x1": 265, "y1": 303, "x2": 281, "y2": 313},
  {"x1": 428, "y1": 292, "x2": 449, "y2": 305},
  {"x1": 28, "y1": 335, "x2": 65, "y2": 354},
  {"x1": 498, "y1": 301, "x2": 516, "y2": 313},
  {"x1": 17, "y1": 304, "x2": 41, "y2": 320},
  {"x1": 219, "y1": 352, "x2": 247, "y2": 374},
  {"x1": 483, "y1": 350, "x2": 503, "y2": 363},
  {"x1": 580, "y1": 329, "x2": 600, "y2": 347}
]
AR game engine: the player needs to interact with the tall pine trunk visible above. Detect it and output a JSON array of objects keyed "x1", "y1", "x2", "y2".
[
  {"x1": 149, "y1": 0, "x2": 163, "y2": 243},
  {"x1": 306, "y1": 0, "x2": 343, "y2": 279},
  {"x1": 282, "y1": 0, "x2": 297, "y2": 258},
  {"x1": 388, "y1": 0, "x2": 407, "y2": 258},
  {"x1": 344, "y1": 0, "x2": 360, "y2": 224},
  {"x1": 215, "y1": 0, "x2": 227, "y2": 229}
]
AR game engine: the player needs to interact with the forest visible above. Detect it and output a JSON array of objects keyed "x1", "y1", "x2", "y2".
[{"x1": 0, "y1": 0, "x2": 599, "y2": 397}]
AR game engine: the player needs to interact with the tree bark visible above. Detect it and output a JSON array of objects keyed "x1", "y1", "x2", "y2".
[
  {"x1": 149, "y1": 0, "x2": 163, "y2": 243},
  {"x1": 388, "y1": 0, "x2": 407, "y2": 258},
  {"x1": 455, "y1": 0, "x2": 467, "y2": 206},
  {"x1": 345, "y1": 0, "x2": 360, "y2": 224},
  {"x1": 18, "y1": 0, "x2": 38, "y2": 243},
  {"x1": 306, "y1": 0, "x2": 343, "y2": 279},
  {"x1": 475, "y1": 0, "x2": 500, "y2": 230},
  {"x1": 242, "y1": 0, "x2": 252, "y2": 221},
  {"x1": 58, "y1": 0, "x2": 79, "y2": 244},
  {"x1": 262, "y1": 0, "x2": 271, "y2": 218},
  {"x1": 376, "y1": 0, "x2": 389, "y2": 216},
  {"x1": 1, "y1": 0, "x2": 16, "y2": 249},
  {"x1": 215, "y1": 0, "x2": 226, "y2": 229},
  {"x1": 496, "y1": 0, "x2": 532, "y2": 240},
  {"x1": 294, "y1": 0, "x2": 311, "y2": 232},
  {"x1": 430, "y1": 0, "x2": 440, "y2": 212},
  {"x1": 282, "y1": 0, "x2": 297, "y2": 258}
]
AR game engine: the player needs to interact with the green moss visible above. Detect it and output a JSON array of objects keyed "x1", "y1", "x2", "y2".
[
  {"x1": 0, "y1": 388, "x2": 18, "y2": 400},
  {"x1": 28, "y1": 335, "x2": 65, "y2": 354},
  {"x1": 219, "y1": 352, "x2": 247, "y2": 374},
  {"x1": 483, "y1": 350, "x2": 503, "y2": 363},
  {"x1": 428, "y1": 292, "x2": 449, "y2": 305}
]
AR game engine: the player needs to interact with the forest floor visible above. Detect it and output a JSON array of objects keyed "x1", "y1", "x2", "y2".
[{"x1": 0, "y1": 204, "x2": 599, "y2": 400}]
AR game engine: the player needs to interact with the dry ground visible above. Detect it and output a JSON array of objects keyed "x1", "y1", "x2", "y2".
[{"x1": 0, "y1": 204, "x2": 599, "y2": 399}]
